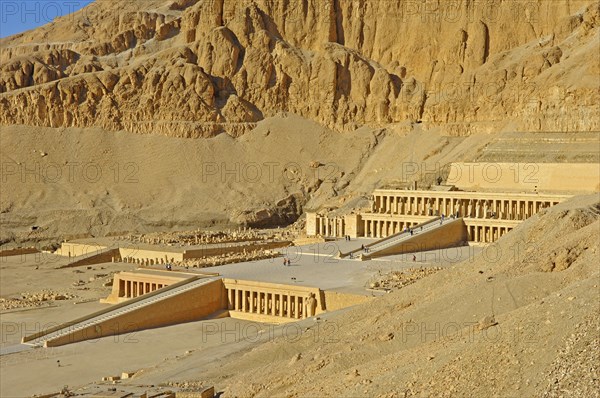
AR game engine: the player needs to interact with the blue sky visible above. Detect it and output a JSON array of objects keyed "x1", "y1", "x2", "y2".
[{"x1": 0, "y1": 0, "x2": 94, "y2": 38}]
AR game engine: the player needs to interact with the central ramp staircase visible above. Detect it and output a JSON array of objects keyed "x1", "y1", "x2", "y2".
[
  {"x1": 342, "y1": 217, "x2": 468, "y2": 259},
  {"x1": 22, "y1": 276, "x2": 224, "y2": 347}
]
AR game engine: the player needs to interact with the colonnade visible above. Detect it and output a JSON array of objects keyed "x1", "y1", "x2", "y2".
[
  {"x1": 467, "y1": 225, "x2": 514, "y2": 243},
  {"x1": 226, "y1": 287, "x2": 310, "y2": 319},
  {"x1": 315, "y1": 216, "x2": 346, "y2": 238},
  {"x1": 309, "y1": 189, "x2": 569, "y2": 242},
  {"x1": 120, "y1": 256, "x2": 174, "y2": 266},
  {"x1": 364, "y1": 219, "x2": 419, "y2": 238},
  {"x1": 372, "y1": 192, "x2": 561, "y2": 221},
  {"x1": 118, "y1": 279, "x2": 167, "y2": 298}
]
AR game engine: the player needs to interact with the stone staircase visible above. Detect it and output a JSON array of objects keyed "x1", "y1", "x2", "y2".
[
  {"x1": 341, "y1": 216, "x2": 466, "y2": 260},
  {"x1": 22, "y1": 276, "x2": 214, "y2": 347}
]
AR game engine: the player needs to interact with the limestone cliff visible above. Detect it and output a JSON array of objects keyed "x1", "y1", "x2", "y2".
[{"x1": 1, "y1": 0, "x2": 598, "y2": 137}]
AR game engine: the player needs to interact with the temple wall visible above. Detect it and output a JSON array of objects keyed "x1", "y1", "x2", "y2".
[
  {"x1": 55, "y1": 242, "x2": 107, "y2": 257},
  {"x1": 344, "y1": 214, "x2": 363, "y2": 239},
  {"x1": 118, "y1": 248, "x2": 184, "y2": 264},
  {"x1": 182, "y1": 241, "x2": 290, "y2": 259},
  {"x1": 306, "y1": 213, "x2": 318, "y2": 236}
]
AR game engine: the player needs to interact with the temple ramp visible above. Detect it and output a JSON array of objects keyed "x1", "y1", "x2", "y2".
[
  {"x1": 22, "y1": 276, "x2": 225, "y2": 348},
  {"x1": 58, "y1": 247, "x2": 120, "y2": 268},
  {"x1": 359, "y1": 217, "x2": 468, "y2": 259}
]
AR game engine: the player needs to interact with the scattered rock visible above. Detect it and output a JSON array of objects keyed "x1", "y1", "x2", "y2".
[
  {"x1": 379, "y1": 332, "x2": 395, "y2": 341},
  {"x1": 478, "y1": 315, "x2": 498, "y2": 331}
]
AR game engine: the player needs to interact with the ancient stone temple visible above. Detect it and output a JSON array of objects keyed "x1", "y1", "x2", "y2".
[
  {"x1": 308, "y1": 189, "x2": 569, "y2": 243},
  {"x1": 306, "y1": 162, "x2": 600, "y2": 244}
]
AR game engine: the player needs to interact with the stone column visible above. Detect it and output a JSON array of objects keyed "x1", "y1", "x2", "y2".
[
  {"x1": 242, "y1": 291, "x2": 248, "y2": 312},
  {"x1": 287, "y1": 295, "x2": 292, "y2": 318},
  {"x1": 272, "y1": 294, "x2": 277, "y2": 316},
  {"x1": 295, "y1": 296, "x2": 301, "y2": 318},
  {"x1": 279, "y1": 295, "x2": 285, "y2": 317}
]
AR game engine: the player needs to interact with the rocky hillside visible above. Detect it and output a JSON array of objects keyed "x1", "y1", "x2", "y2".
[{"x1": 1, "y1": 0, "x2": 598, "y2": 137}]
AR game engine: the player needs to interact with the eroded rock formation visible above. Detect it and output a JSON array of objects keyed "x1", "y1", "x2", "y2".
[{"x1": 1, "y1": 0, "x2": 598, "y2": 137}]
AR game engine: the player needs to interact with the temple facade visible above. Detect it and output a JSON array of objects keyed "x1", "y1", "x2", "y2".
[{"x1": 307, "y1": 189, "x2": 571, "y2": 243}]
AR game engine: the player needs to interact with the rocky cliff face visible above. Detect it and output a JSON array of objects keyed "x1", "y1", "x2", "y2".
[{"x1": 1, "y1": 0, "x2": 598, "y2": 137}]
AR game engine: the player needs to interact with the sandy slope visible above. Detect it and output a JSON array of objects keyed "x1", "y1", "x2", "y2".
[
  {"x1": 0, "y1": 115, "x2": 378, "y2": 243},
  {"x1": 2, "y1": 118, "x2": 598, "y2": 247}
]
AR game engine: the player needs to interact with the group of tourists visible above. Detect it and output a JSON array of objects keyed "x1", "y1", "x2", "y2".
[
  {"x1": 282, "y1": 257, "x2": 291, "y2": 266},
  {"x1": 344, "y1": 235, "x2": 352, "y2": 241}
]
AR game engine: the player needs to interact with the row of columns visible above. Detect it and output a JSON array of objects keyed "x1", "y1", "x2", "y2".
[
  {"x1": 227, "y1": 288, "x2": 305, "y2": 319},
  {"x1": 120, "y1": 256, "x2": 174, "y2": 265},
  {"x1": 119, "y1": 279, "x2": 166, "y2": 298},
  {"x1": 364, "y1": 219, "x2": 418, "y2": 238},
  {"x1": 467, "y1": 225, "x2": 513, "y2": 243},
  {"x1": 373, "y1": 195, "x2": 557, "y2": 221},
  {"x1": 315, "y1": 217, "x2": 345, "y2": 238}
]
